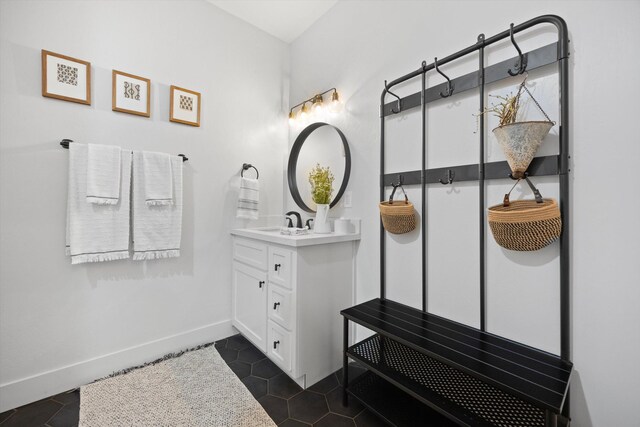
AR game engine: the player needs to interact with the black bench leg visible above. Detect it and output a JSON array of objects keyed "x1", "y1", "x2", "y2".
[
  {"x1": 545, "y1": 410, "x2": 558, "y2": 427},
  {"x1": 342, "y1": 317, "x2": 349, "y2": 406}
]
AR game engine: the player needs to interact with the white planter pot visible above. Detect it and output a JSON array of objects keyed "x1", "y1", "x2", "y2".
[{"x1": 314, "y1": 204, "x2": 331, "y2": 234}]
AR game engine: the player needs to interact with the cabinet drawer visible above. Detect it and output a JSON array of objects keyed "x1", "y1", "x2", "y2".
[
  {"x1": 268, "y1": 320, "x2": 293, "y2": 373},
  {"x1": 268, "y1": 284, "x2": 293, "y2": 330},
  {"x1": 268, "y1": 246, "x2": 293, "y2": 289},
  {"x1": 233, "y1": 238, "x2": 268, "y2": 270}
]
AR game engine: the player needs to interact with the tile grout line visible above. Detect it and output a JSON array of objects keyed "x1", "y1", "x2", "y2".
[
  {"x1": 0, "y1": 410, "x2": 17, "y2": 426},
  {"x1": 44, "y1": 400, "x2": 66, "y2": 425}
]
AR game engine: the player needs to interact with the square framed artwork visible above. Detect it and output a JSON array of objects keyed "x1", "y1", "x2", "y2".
[
  {"x1": 41, "y1": 50, "x2": 91, "y2": 105},
  {"x1": 112, "y1": 70, "x2": 151, "y2": 117},
  {"x1": 170, "y1": 85, "x2": 201, "y2": 127}
]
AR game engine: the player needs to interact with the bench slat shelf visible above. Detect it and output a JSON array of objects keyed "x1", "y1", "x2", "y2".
[
  {"x1": 348, "y1": 334, "x2": 548, "y2": 427},
  {"x1": 341, "y1": 298, "x2": 572, "y2": 414}
]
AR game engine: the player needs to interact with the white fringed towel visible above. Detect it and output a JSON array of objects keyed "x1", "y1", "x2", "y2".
[
  {"x1": 132, "y1": 151, "x2": 183, "y2": 260},
  {"x1": 236, "y1": 177, "x2": 259, "y2": 220},
  {"x1": 142, "y1": 151, "x2": 173, "y2": 206},
  {"x1": 66, "y1": 143, "x2": 131, "y2": 264},
  {"x1": 86, "y1": 143, "x2": 122, "y2": 205}
]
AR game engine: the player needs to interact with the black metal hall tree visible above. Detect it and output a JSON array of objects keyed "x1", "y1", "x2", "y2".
[{"x1": 341, "y1": 15, "x2": 572, "y2": 427}]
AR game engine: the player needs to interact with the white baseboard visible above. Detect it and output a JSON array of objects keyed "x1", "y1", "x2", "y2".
[{"x1": 0, "y1": 320, "x2": 235, "y2": 412}]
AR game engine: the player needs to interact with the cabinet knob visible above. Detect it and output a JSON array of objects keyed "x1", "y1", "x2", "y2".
[
  {"x1": 274, "y1": 263, "x2": 281, "y2": 271},
  {"x1": 258, "y1": 281, "x2": 265, "y2": 288},
  {"x1": 273, "y1": 302, "x2": 281, "y2": 310},
  {"x1": 273, "y1": 340, "x2": 280, "y2": 349}
]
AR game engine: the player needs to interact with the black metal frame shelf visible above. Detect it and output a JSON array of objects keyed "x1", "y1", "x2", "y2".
[
  {"x1": 341, "y1": 14, "x2": 572, "y2": 427},
  {"x1": 342, "y1": 299, "x2": 572, "y2": 425}
]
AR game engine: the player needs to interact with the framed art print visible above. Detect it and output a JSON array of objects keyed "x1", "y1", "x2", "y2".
[
  {"x1": 170, "y1": 85, "x2": 200, "y2": 127},
  {"x1": 112, "y1": 70, "x2": 151, "y2": 117},
  {"x1": 41, "y1": 50, "x2": 91, "y2": 105}
]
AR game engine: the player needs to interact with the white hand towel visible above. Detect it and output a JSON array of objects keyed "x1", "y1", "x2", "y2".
[
  {"x1": 86, "y1": 143, "x2": 122, "y2": 205},
  {"x1": 132, "y1": 151, "x2": 183, "y2": 260},
  {"x1": 236, "y1": 177, "x2": 259, "y2": 220},
  {"x1": 66, "y1": 143, "x2": 131, "y2": 264},
  {"x1": 142, "y1": 151, "x2": 173, "y2": 206}
]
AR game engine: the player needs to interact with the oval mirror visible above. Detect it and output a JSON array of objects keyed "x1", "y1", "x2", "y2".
[{"x1": 288, "y1": 122, "x2": 351, "y2": 213}]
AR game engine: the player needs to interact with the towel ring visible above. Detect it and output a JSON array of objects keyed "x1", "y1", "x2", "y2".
[{"x1": 241, "y1": 163, "x2": 259, "y2": 179}]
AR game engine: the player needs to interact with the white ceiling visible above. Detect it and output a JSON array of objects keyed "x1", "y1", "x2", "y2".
[{"x1": 207, "y1": 0, "x2": 338, "y2": 43}]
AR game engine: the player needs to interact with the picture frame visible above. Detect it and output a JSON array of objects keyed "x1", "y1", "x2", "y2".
[
  {"x1": 112, "y1": 70, "x2": 151, "y2": 117},
  {"x1": 170, "y1": 85, "x2": 201, "y2": 127},
  {"x1": 41, "y1": 50, "x2": 91, "y2": 105}
]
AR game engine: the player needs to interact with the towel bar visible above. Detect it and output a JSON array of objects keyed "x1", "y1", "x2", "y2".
[{"x1": 60, "y1": 139, "x2": 188, "y2": 162}]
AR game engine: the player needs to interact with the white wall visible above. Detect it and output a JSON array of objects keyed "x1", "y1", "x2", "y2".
[
  {"x1": 290, "y1": 1, "x2": 640, "y2": 426},
  {"x1": 0, "y1": 0, "x2": 289, "y2": 411}
]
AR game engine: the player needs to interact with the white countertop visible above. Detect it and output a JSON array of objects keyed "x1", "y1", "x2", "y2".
[{"x1": 230, "y1": 227, "x2": 361, "y2": 247}]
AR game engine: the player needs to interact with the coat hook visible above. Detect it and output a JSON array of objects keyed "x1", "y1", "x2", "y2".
[
  {"x1": 384, "y1": 80, "x2": 402, "y2": 114},
  {"x1": 434, "y1": 57, "x2": 453, "y2": 98},
  {"x1": 439, "y1": 169, "x2": 454, "y2": 185},
  {"x1": 507, "y1": 23, "x2": 527, "y2": 76}
]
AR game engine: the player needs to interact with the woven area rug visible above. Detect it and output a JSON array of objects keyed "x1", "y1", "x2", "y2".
[{"x1": 79, "y1": 344, "x2": 275, "y2": 427}]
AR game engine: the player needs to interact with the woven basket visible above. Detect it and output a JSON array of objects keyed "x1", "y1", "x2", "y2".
[
  {"x1": 488, "y1": 198, "x2": 561, "y2": 251},
  {"x1": 379, "y1": 184, "x2": 416, "y2": 234}
]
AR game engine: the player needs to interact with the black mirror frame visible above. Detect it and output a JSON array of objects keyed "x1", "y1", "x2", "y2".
[{"x1": 288, "y1": 122, "x2": 351, "y2": 213}]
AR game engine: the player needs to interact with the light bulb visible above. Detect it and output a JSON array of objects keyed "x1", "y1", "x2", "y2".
[
  {"x1": 312, "y1": 95, "x2": 323, "y2": 113},
  {"x1": 299, "y1": 102, "x2": 309, "y2": 120},
  {"x1": 288, "y1": 110, "x2": 296, "y2": 125},
  {"x1": 329, "y1": 90, "x2": 341, "y2": 113}
]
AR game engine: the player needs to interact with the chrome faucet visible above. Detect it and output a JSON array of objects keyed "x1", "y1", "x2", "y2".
[{"x1": 285, "y1": 211, "x2": 302, "y2": 229}]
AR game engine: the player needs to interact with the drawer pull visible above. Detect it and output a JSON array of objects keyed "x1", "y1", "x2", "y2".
[
  {"x1": 273, "y1": 302, "x2": 281, "y2": 310},
  {"x1": 258, "y1": 281, "x2": 265, "y2": 288},
  {"x1": 273, "y1": 340, "x2": 280, "y2": 349},
  {"x1": 274, "y1": 263, "x2": 281, "y2": 271}
]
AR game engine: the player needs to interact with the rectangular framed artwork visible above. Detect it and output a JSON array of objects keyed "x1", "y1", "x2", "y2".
[
  {"x1": 170, "y1": 85, "x2": 201, "y2": 127},
  {"x1": 112, "y1": 70, "x2": 151, "y2": 117},
  {"x1": 41, "y1": 50, "x2": 91, "y2": 105}
]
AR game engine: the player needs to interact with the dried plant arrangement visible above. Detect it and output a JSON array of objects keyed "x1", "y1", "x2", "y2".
[
  {"x1": 474, "y1": 75, "x2": 528, "y2": 130},
  {"x1": 308, "y1": 164, "x2": 335, "y2": 205}
]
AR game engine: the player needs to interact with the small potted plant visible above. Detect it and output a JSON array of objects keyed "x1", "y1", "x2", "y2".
[
  {"x1": 486, "y1": 77, "x2": 554, "y2": 179},
  {"x1": 308, "y1": 164, "x2": 334, "y2": 233}
]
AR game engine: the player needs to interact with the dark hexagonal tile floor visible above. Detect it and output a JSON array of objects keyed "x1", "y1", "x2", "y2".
[
  {"x1": 0, "y1": 392, "x2": 76, "y2": 427},
  {"x1": 214, "y1": 335, "x2": 386, "y2": 426},
  {"x1": 4, "y1": 334, "x2": 386, "y2": 427},
  {"x1": 269, "y1": 373, "x2": 302, "y2": 399},
  {"x1": 252, "y1": 357, "x2": 283, "y2": 380},
  {"x1": 241, "y1": 375, "x2": 268, "y2": 399},
  {"x1": 227, "y1": 360, "x2": 252, "y2": 380}
]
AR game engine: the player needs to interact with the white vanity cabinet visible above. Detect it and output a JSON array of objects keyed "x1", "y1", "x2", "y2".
[{"x1": 231, "y1": 230, "x2": 359, "y2": 388}]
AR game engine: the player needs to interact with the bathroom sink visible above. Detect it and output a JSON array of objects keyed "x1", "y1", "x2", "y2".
[{"x1": 230, "y1": 226, "x2": 360, "y2": 247}]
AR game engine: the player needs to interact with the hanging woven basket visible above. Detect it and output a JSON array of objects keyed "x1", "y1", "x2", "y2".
[
  {"x1": 493, "y1": 120, "x2": 553, "y2": 179},
  {"x1": 488, "y1": 177, "x2": 561, "y2": 251},
  {"x1": 379, "y1": 184, "x2": 416, "y2": 234}
]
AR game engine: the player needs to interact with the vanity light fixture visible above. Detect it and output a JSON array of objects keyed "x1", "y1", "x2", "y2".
[{"x1": 288, "y1": 88, "x2": 340, "y2": 124}]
